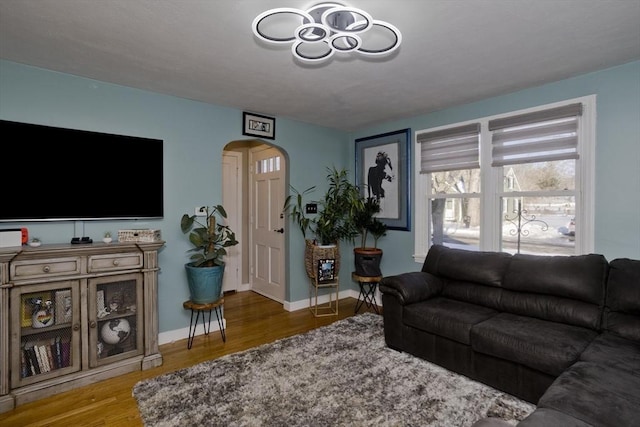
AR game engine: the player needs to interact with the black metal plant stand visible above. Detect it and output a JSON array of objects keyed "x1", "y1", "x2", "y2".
[{"x1": 352, "y1": 272, "x2": 381, "y2": 314}]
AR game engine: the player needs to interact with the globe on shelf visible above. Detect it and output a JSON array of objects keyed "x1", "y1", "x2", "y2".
[{"x1": 100, "y1": 318, "x2": 131, "y2": 345}]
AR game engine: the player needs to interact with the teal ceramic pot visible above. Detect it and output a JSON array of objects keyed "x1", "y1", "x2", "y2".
[{"x1": 185, "y1": 262, "x2": 225, "y2": 304}]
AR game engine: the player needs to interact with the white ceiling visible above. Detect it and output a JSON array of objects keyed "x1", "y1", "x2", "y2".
[{"x1": 1, "y1": 1, "x2": 639, "y2": 132}]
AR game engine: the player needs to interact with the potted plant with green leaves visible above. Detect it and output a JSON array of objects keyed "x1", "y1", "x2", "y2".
[
  {"x1": 352, "y1": 196, "x2": 387, "y2": 277},
  {"x1": 180, "y1": 204, "x2": 238, "y2": 303},
  {"x1": 284, "y1": 166, "x2": 363, "y2": 280}
]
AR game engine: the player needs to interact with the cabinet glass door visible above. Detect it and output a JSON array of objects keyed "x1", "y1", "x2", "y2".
[
  {"x1": 11, "y1": 281, "x2": 81, "y2": 388},
  {"x1": 88, "y1": 273, "x2": 143, "y2": 367}
]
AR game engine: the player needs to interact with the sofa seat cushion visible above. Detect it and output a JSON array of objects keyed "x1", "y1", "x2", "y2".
[
  {"x1": 404, "y1": 297, "x2": 497, "y2": 345},
  {"x1": 517, "y1": 408, "x2": 593, "y2": 427},
  {"x1": 470, "y1": 313, "x2": 597, "y2": 376},
  {"x1": 579, "y1": 332, "x2": 640, "y2": 374},
  {"x1": 537, "y1": 361, "x2": 640, "y2": 427}
]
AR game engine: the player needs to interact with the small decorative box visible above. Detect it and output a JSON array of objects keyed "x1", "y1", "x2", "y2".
[{"x1": 117, "y1": 229, "x2": 162, "y2": 243}]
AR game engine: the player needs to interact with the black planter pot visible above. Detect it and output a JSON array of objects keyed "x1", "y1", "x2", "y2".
[{"x1": 353, "y1": 248, "x2": 383, "y2": 277}]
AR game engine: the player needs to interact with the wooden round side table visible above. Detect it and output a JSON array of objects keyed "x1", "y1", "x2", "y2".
[{"x1": 182, "y1": 298, "x2": 226, "y2": 349}]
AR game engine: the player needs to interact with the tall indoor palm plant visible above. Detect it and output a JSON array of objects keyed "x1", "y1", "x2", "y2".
[
  {"x1": 284, "y1": 166, "x2": 363, "y2": 246},
  {"x1": 283, "y1": 166, "x2": 363, "y2": 280}
]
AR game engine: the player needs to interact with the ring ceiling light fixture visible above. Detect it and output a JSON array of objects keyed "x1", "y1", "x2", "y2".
[{"x1": 252, "y1": 2, "x2": 402, "y2": 63}]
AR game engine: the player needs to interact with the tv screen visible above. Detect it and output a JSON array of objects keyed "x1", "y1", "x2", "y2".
[{"x1": 0, "y1": 120, "x2": 164, "y2": 222}]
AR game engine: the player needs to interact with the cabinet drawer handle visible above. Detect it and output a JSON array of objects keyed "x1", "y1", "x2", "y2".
[
  {"x1": 89, "y1": 321, "x2": 96, "y2": 329},
  {"x1": 42, "y1": 265, "x2": 50, "y2": 273},
  {"x1": 73, "y1": 323, "x2": 81, "y2": 331},
  {"x1": 112, "y1": 259, "x2": 120, "y2": 266}
]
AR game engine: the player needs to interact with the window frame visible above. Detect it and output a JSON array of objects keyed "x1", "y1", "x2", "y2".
[{"x1": 413, "y1": 95, "x2": 596, "y2": 263}]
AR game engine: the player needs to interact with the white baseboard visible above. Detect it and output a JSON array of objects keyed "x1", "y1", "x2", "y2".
[
  {"x1": 159, "y1": 317, "x2": 227, "y2": 345},
  {"x1": 236, "y1": 282, "x2": 252, "y2": 292},
  {"x1": 158, "y1": 287, "x2": 383, "y2": 346},
  {"x1": 285, "y1": 288, "x2": 359, "y2": 311}
]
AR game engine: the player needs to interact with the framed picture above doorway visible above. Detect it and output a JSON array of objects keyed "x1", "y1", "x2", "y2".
[{"x1": 243, "y1": 112, "x2": 276, "y2": 139}]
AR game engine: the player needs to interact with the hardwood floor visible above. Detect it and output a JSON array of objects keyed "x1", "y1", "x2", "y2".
[{"x1": 0, "y1": 292, "x2": 370, "y2": 426}]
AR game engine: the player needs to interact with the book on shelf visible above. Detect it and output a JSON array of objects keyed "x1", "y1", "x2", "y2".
[
  {"x1": 21, "y1": 350, "x2": 30, "y2": 378},
  {"x1": 23, "y1": 349, "x2": 35, "y2": 376},
  {"x1": 46, "y1": 343, "x2": 56, "y2": 370},
  {"x1": 22, "y1": 336, "x2": 70, "y2": 376},
  {"x1": 30, "y1": 348, "x2": 40, "y2": 375},
  {"x1": 43, "y1": 345, "x2": 51, "y2": 372},
  {"x1": 34, "y1": 344, "x2": 44, "y2": 373},
  {"x1": 54, "y1": 336, "x2": 63, "y2": 368},
  {"x1": 61, "y1": 340, "x2": 71, "y2": 367},
  {"x1": 26, "y1": 347, "x2": 41, "y2": 375},
  {"x1": 37, "y1": 345, "x2": 50, "y2": 372}
]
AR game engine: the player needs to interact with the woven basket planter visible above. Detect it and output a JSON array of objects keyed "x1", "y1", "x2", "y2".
[{"x1": 304, "y1": 239, "x2": 340, "y2": 280}]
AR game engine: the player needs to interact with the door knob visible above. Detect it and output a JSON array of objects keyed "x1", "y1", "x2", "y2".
[{"x1": 273, "y1": 228, "x2": 284, "y2": 233}]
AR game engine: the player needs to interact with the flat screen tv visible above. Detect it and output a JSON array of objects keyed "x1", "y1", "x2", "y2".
[{"x1": 0, "y1": 120, "x2": 164, "y2": 222}]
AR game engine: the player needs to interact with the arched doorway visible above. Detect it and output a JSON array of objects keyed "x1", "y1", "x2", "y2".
[{"x1": 223, "y1": 140, "x2": 287, "y2": 304}]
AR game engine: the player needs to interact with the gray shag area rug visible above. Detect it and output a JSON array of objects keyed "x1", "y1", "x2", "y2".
[{"x1": 133, "y1": 313, "x2": 535, "y2": 426}]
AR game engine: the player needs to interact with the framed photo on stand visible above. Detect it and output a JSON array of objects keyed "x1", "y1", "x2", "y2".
[
  {"x1": 317, "y1": 259, "x2": 336, "y2": 283},
  {"x1": 55, "y1": 289, "x2": 72, "y2": 324},
  {"x1": 355, "y1": 128, "x2": 411, "y2": 231}
]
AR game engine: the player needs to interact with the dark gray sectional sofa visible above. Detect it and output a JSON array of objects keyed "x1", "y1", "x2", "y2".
[{"x1": 379, "y1": 245, "x2": 640, "y2": 426}]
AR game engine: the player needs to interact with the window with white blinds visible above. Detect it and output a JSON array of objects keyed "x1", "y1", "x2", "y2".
[
  {"x1": 418, "y1": 123, "x2": 481, "y2": 173},
  {"x1": 489, "y1": 103, "x2": 583, "y2": 167},
  {"x1": 413, "y1": 96, "x2": 595, "y2": 261}
]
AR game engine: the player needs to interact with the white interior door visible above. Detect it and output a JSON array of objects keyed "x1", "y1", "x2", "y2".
[
  {"x1": 250, "y1": 146, "x2": 286, "y2": 302},
  {"x1": 222, "y1": 151, "x2": 242, "y2": 292}
]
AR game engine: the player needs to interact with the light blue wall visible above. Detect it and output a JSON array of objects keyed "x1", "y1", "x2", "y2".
[
  {"x1": 2, "y1": 59, "x2": 639, "y2": 334},
  {"x1": 351, "y1": 60, "x2": 640, "y2": 275},
  {"x1": 0, "y1": 60, "x2": 349, "y2": 333}
]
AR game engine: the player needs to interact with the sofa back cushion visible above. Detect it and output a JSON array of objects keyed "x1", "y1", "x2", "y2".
[
  {"x1": 500, "y1": 253, "x2": 608, "y2": 329},
  {"x1": 440, "y1": 281, "x2": 503, "y2": 311},
  {"x1": 422, "y1": 245, "x2": 512, "y2": 287},
  {"x1": 422, "y1": 245, "x2": 512, "y2": 310},
  {"x1": 604, "y1": 258, "x2": 640, "y2": 341}
]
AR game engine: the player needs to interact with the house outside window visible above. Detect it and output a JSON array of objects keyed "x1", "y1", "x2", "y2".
[{"x1": 414, "y1": 96, "x2": 595, "y2": 261}]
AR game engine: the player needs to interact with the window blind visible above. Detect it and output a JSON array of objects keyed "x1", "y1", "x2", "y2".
[
  {"x1": 418, "y1": 123, "x2": 480, "y2": 173},
  {"x1": 489, "y1": 103, "x2": 583, "y2": 167}
]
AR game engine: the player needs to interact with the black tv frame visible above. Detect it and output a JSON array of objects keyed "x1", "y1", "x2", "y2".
[{"x1": 0, "y1": 120, "x2": 164, "y2": 222}]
